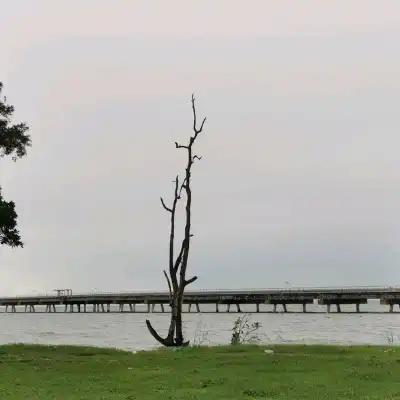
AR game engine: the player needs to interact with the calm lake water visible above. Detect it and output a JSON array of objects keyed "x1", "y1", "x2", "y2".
[{"x1": 1, "y1": 301, "x2": 400, "y2": 351}]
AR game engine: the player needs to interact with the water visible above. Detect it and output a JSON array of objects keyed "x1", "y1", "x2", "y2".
[{"x1": 1, "y1": 301, "x2": 400, "y2": 351}]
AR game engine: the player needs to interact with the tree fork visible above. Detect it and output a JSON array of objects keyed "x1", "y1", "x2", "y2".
[{"x1": 146, "y1": 94, "x2": 206, "y2": 347}]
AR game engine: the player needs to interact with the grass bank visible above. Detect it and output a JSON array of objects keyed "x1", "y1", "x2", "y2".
[{"x1": 0, "y1": 344, "x2": 399, "y2": 399}]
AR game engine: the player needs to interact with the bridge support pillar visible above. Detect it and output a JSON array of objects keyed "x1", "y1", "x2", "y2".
[
  {"x1": 119, "y1": 304, "x2": 124, "y2": 312},
  {"x1": 188, "y1": 304, "x2": 192, "y2": 312},
  {"x1": 216, "y1": 303, "x2": 219, "y2": 313},
  {"x1": 101, "y1": 304, "x2": 105, "y2": 313},
  {"x1": 93, "y1": 304, "x2": 96, "y2": 312},
  {"x1": 236, "y1": 304, "x2": 241, "y2": 313},
  {"x1": 151, "y1": 304, "x2": 155, "y2": 313},
  {"x1": 77, "y1": 304, "x2": 81, "y2": 312},
  {"x1": 84, "y1": 304, "x2": 87, "y2": 313},
  {"x1": 336, "y1": 304, "x2": 341, "y2": 313},
  {"x1": 273, "y1": 304, "x2": 277, "y2": 313},
  {"x1": 356, "y1": 303, "x2": 360, "y2": 313},
  {"x1": 327, "y1": 304, "x2": 331, "y2": 313},
  {"x1": 160, "y1": 304, "x2": 165, "y2": 312},
  {"x1": 302, "y1": 303, "x2": 307, "y2": 313},
  {"x1": 196, "y1": 303, "x2": 200, "y2": 312},
  {"x1": 70, "y1": 304, "x2": 74, "y2": 312},
  {"x1": 256, "y1": 303, "x2": 260, "y2": 313},
  {"x1": 283, "y1": 304, "x2": 287, "y2": 313},
  {"x1": 390, "y1": 304, "x2": 394, "y2": 313},
  {"x1": 64, "y1": 304, "x2": 68, "y2": 312},
  {"x1": 227, "y1": 304, "x2": 231, "y2": 312}
]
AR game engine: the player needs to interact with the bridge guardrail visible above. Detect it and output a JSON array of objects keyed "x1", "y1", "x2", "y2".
[{"x1": 1, "y1": 285, "x2": 400, "y2": 300}]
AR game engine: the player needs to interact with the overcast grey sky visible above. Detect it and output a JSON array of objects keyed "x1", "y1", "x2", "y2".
[{"x1": 1, "y1": 1, "x2": 400, "y2": 295}]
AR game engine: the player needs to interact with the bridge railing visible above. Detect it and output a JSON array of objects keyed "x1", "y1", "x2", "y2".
[{"x1": 1, "y1": 285, "x2": 400, "y2": 300}]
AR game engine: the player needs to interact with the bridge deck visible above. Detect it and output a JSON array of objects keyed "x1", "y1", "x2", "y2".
[{"x1": 0, "y1": 286, "x2": 399, "y2": 313}]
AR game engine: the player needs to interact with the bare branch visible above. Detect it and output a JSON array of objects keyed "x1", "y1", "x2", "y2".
[
  {"x1": 173, "y1": 238, "x2": 186, "y2": 272},
  {"x1": 192, "y1": 155, "x2": 202, "y2": 162},
  {"x1": 160, "y1": 197, "x2": 172, "y2": 213},
  {"x1": 163, "y1": 270, "x2": 172, "y2": 301},
  {"x1": 175, "y1": 141, "x2": 188, "y2": 149},
  {"x1": 191, "y1": 93, "x2": 207, "y2": 139},
  {"x1": 185, "y1": 276, "x2": 198, "y2": 286},
  {"x1": 178, "y1": 178, "x2": 187, "y2": 198},
  {"x1": 197, "y1": 117, "x2": 206, "y2": 134}
]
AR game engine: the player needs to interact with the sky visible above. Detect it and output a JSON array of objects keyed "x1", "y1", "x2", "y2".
[{"x1": 1, "y1": 0, "x2": 400, "y2": 295}]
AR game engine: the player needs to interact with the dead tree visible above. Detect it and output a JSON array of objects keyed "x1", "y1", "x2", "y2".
[{"x1": 146, "y1": 94, "x2": 206, "y2": 347}]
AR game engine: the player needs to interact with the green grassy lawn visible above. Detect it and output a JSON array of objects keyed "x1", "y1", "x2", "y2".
[{"x1": 0, "y1": 344, "x2": 399, "y2": 399}]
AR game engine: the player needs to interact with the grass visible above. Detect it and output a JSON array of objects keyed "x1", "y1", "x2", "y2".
[{"x1": 0, "y1": 344, "x2": 399, "y2": 399}]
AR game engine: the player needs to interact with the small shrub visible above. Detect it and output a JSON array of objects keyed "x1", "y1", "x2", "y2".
[
  {"x1": 192, "y1": 322, "x2": 211, "y2": 347},
  {"x1": 230, "y1": 313, "x2": 261, "y2": 345}
]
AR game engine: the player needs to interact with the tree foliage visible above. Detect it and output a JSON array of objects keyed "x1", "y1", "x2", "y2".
[{"x1": 0, "y1": 82, "x2": 31, "y2": 248}]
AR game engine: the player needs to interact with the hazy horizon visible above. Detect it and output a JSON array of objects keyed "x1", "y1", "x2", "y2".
[{"x1": 1, "y1": 1, "x2": 400, "y2": 296}]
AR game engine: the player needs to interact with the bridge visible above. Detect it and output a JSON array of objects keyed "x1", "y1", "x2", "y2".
[{"x1": 1, "y1": 286, "x2": 400, "y2": 314}]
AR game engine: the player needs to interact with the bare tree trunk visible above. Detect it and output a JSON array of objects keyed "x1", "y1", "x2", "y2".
[{"x1": 146, "y1": 94, "x2": 206, "y2": 347}]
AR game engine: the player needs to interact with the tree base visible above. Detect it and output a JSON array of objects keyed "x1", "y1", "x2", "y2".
[{"x1": 146, "y1": 319, "x2": 190, "y2": 347}]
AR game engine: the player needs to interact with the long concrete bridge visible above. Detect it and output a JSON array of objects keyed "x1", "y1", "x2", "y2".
[{"x1": 1, "y1": 286, "x2": 400, "y2": 314}]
